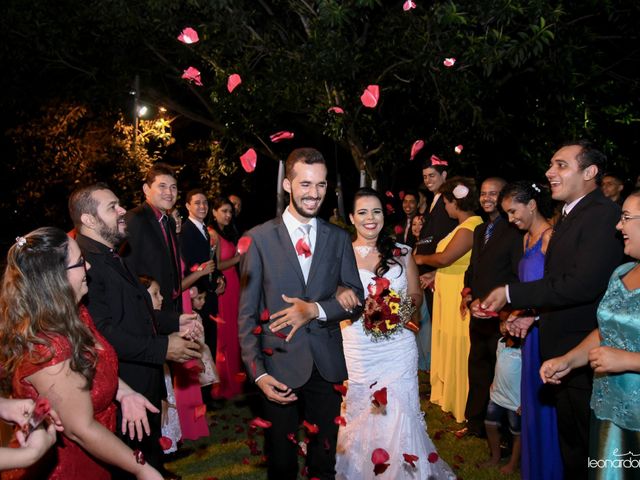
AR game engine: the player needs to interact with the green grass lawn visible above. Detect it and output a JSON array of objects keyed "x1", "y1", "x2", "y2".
[{"x1": 168, "y1": 373, "x2": 520, "y2": 479}]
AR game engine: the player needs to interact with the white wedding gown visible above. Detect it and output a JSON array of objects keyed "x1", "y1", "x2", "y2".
[{"x1": 336, "y1": 253, "x2": 455, "y2": 479}]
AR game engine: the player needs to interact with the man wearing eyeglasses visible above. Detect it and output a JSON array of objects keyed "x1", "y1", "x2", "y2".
[
  {"x1": 475, "y1": 140, "x2": 624, "y2": 478},
  {"x1": 69, "y1": 183, "x2": 202, "y2": 478}
]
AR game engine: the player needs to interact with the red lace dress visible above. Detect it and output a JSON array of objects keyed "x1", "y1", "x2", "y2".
[{"x1": 4, "y1": 306, "x2": 119, "y2": 479}]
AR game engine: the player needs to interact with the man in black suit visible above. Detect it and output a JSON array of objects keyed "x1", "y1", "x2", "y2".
[
  {"x1": 69, "y1": 183, "x2": 202, "y2": 476},
  {"x1": 461, "y1": 177, "x2": 522, "y2": 437},
  {"x1": 124, "y1": 163, "x2": 183, "y2": 312},
  {"x1": 418, "y1": 156, "x2": 458, "y2": 313},
  {"x1": 238, "y1": 148, "x2": 363, "y2": 480},
  {"x1": 475, "y1": 140, "x2": 624, "y2": 477}
]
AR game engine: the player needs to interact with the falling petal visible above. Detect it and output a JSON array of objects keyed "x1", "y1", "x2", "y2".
[
  {"x1": 410, "y1": 140, "x2": 425, "y2": 160},
  {"x1": 403, "y1": 453, "x2": 419, "y2": 468},
  {"x1": 454, "y1": 144, "x2": 464, "y2": 154},
  {"x1": 399, "y1": 190, "x2": 406, "y2": 200},
  {"x1": 385, "y1": 191, "x2": 394, "y2": 198},
  {"x1": 360, "y1": 85, "x2": 380, "y2": 108},
  {"x1": 194, "y1": 404, "x2": 206, "y2": 420},
  {"x1": 372, "y1": 387, "x2": 388, "y2": 407},
  {"x1": 181, "y1": 66, "x2": 203, "y2": 86},
  {"x1": 287, "y1": 432, "x2": 297, "y2": 444},
  {"x1": 403, "y1": 0, "x2": 417, "y2": 11},
  {"x1": 328, "y1": 106, "x2": 345, "y2": 114},
  {"x1": 209, "y1": 314, "x2": 225, "y2": 324},
  {"x1": 443, "y1": 57, "x2": 456, "y2": 67},
  {"x1": 260, "y1": 309, "x2": 270, "y2": 322},
  {"x1": 189, "y1": 263, "x2": 201, "y2": 272},
  {"x1": 177, "y1": 27, "x2": 199, "y2": 44},
  {"x1": 394, "y1": 225, "x2": 404, "y2": 235},
  {"x1": 430, "y1": 155, "x2": 448, "y2": 166},
  {"x1": 234, "y1": 372, "x2": 247, "y2": 383},
  {"x1": 227, "y1": 73, "x2": 242, "y2": 93},
  {"x1": 333, "y1": 384, "x2": 347, "y2": 395},
  {"x1": 372, "y1": 448, "x2": 390, "y2": 464},
  {"x1": 269, "y1": 131, "x2": 295, "y2": 143},
  {"x1": 428, "y1": 452, "x2": 439, "y2": 463},
  {"x1": 240, "y1": 148, "x2": 257, "y2": 173},
  {"x1": 303, "y1": 420, "x2": 319, "y2": 434},
  {"x1": 237, "y1": 236, "x2": 252, "y2": 254},
  {"x1": 252, "y1": 325, "x2": 263, "y2": 335},
  {"x1": 374, "y1": 464, "x2": 390, "y2": 476},
  {"x1": 262, "y1": 348, "x2": 274, "y2": 356},
  {"x1": 334, "y1": 416, "x2": 347, "y2": 426},
  {"x1": 249, "y1": 417, "x2": 272, "y2": 429},
  {"x1": 159, "y1": 436, "x2": 173, "y2": 450},
  {"x1": 386, "y1": 204, "x2": 396, "y2": 215}
]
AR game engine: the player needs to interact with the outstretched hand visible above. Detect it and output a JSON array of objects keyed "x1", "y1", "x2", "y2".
[
  {"x1": 120, "y1": 392, "x2": 160, "y2": 441},
  {"x1": 539, "y1": 356, "x2": 572, "y2": 385},
  {"x1": 472, "y1": 286, "x2": 507, "y2": 318},
  {"x1": 269, "y1": 295, "x2": 318, "y2": 342}
]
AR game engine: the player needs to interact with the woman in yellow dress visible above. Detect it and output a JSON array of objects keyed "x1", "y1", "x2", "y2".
[{"x1": 414, "y1": 177, "x2": 482, "y2": 422}]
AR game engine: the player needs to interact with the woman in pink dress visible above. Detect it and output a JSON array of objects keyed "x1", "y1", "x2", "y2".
[{"x1": 209, "y1": 196, "x2": 243, "y2": 399}]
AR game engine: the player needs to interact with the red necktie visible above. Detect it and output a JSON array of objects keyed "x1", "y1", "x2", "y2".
[{"x1": 295, "y1": 237, "x2": 312, "y2": 258}]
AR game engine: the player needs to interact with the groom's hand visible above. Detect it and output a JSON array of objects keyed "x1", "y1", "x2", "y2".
[
  {"x1": 256, "y1": 375, "x2": 298, "y2": 404},
  {"x1": 270, "y1": 294, "x2": 319, "y2": 342}
]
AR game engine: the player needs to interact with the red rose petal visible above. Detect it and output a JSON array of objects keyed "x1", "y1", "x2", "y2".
[
  {"x1": 443, "y1": 57, "x2": 456, "y2": 67},
  {"x1": 454, "y1": 144, "x2": 464, "y2": 154},
  {"x1": 33, "y1": 397, "x2": 50, "y2": 417},
  {"x1": 360, "y1": 85, "x2": 380, "y2": 108},
  {"x1": 303, "y1": 420, "x2": 319, "y2": 434},
  {"x1": 269, "y1": 131, "x2": 295, "y2": 143},
  {"x1": 273, "y1": 331, "x2": 287, "y2": 339},
  {"x1": 237, "y1": 236, "x2": 252, "y2": 254},
  {"x1": 410, "y1": 140, "x2": 425, "y2": 160},
  {"x1": 194, "y1": 404, "x2": 206, "y2": 420},
  {"x1": 334, "y1": 416, "x2": 346, "y2": 426},
  {"x1": 227, "y1": 73, "x2": 242, "y2": 93},
  {"x1": 403, "y1": 453, "x2": 419, "y2": 468},
  {"x1": 159, "y1": 436, "x2": 173, "y2": 450},
  {"x1": 394, "y1": 225, "x2": 403, "y2": 235},
  {"x1": 189, "y1": 263, "x2": 201, "y2": 272},
  {"x1": 328, "y1": 106, "x2": 344, "y2": 114},
  {"x1": 262, "y1": 348, "x2": 274, "y2": 356},
  {"x1": 430, "y1": 154, "x2": 448, "y2": 166},
  {"x1": 181, "y1": 66, "x2": 203, "y2": 86},
  {"x1": 372, "y1": 387, "x2": 388, "y2": 407},
  {"x1": 287, "y1": 432, "x2": 297, "y2": 444},
  {"x1": 242, "y1": 457, "x2": 250, "y2": 465},
  {"x1": 260, "y1": 309, "x2": 270, "y2": 322},
  {"x1": 386, "y1": 204, "x2": 396, "y2": 215},
  {"x1": 177, "y1": 27, "x2": 199, "y2": 44},
  {"x1": 428, "y1": 452, "x2": 439, "y2": 463},
  {"x1": 252, "y1": 325, "x2": 263, "y2": 335},
  {"x1": 249, "y1": 417, "x2": 272, "y2": 429},
  {"x1": 374, "y1": 463, "x2": 390, "y2": 475},
  {"x1": 403, "y1": 0, "x2": 417, "y2": 10},
  {"x1": 234, "y1": 372, "x2": 247, "y2": 383},
  {"x1": 385, "y1": 191, "x2": 394, "y2": 198},
  {"x1": 240, "y1": 148, "x2": 257, "y2": 173},
  {"x1": 333, "y1": 384, "x2": 347, "y2": 395},
  {"x1": 371, "y1": 448, "x2": 390, "y2": 464}
]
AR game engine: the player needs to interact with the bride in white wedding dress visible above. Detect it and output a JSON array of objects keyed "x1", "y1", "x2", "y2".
[{"x1": 335, "y1": 188, "x2": 455, "y2": 480}]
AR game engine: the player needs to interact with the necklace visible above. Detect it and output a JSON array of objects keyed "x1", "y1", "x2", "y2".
[{"x1": 354, "y1": 245, "x2": 377, "y2": 259}]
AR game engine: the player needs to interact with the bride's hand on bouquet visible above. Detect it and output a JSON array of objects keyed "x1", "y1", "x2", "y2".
[{"x1": 335, "y1": 287, "x2": 361, "y2": 312}]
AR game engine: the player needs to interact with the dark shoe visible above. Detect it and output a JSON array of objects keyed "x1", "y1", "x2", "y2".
[{"x1": 454, "y1": 426, "x2": 484, "y2": 439}]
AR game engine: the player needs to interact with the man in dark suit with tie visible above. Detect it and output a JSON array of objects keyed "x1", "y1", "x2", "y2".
[
  {"x1": 124, "y1": 163, "x2": 183, "y2": 312},
  {"x1": 475, "y1": 140, "x2": 624, "y2": 477},
  {"x1": 238, "y1": 148, "x2": 363, "y2": 480},
  {"x1": 69, "y1": 183, "x2": 202, "y2": 476},
  {"x1": 461, "y1": 177, "x2": 522, "y2": 437}
]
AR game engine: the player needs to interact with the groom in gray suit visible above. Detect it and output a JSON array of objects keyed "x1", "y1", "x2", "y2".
[{"x1": 238, "y1": 148, "x2": 363, "y2": 480}]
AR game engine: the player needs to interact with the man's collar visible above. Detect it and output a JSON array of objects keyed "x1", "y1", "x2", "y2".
[
  {"x1": 76, "y1": 232, "x2": 116, "y2": 255},
  {"x1": 146, "y1": 201, "x2": 165, "y2": 220},
  {"x1": 188, "y1": 216, "x2": 205, "y2": 229},
  {"x1": 563, "y1": 194, "x2": 587, "y2": 215}
]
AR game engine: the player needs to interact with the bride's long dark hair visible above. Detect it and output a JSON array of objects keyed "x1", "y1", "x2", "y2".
[{"x1": 352, "y1": 188, "x2": 407, "y2": 278}]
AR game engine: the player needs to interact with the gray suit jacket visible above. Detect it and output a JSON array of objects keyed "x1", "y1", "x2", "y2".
[{"x1": 238, "y1": 216, "x2": 363, "y2": 388}]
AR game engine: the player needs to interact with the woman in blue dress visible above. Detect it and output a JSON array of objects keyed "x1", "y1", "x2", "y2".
[
  {"x1": 540, "y1": 190, "x2": 640, "y2": 480},
  {"x1": 501, "y1": 181, "x2": 563, "y2": 479}
]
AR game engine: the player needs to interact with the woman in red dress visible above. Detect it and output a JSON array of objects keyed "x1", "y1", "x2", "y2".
[
  {"x1": 0, "y1": 227, "x2": 162, "y2": 479},
  {"x1": 209, "y1": 196, "x2": 244, "y2": 399}
]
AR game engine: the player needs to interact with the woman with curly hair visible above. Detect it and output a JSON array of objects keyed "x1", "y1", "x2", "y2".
[
  {"x1": 0, "y1": 227, "x2": 161, "y2": 480},
  {"x1": 413, "y1": 177, "x2": 483, "y2": 423},
  {"x1": 334, "y1": 188, "x2": 454, "y2": 479}
]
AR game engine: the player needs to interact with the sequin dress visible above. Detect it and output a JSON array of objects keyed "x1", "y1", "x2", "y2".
[
  {"x1": 589, "y1": 262, "x2": 640, "y2": 480},
  {"x1": 5, "y1": 306, "x2": 118, "y2": 479}
]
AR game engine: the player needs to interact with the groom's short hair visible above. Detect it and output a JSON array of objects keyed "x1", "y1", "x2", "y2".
[{"x1": 285, "y1": 148, "x2": 325, "y2": 179}]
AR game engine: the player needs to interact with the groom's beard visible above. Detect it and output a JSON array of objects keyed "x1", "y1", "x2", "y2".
[{"x1": 291, "y1": 195, "x2": 323, "y2": 219}]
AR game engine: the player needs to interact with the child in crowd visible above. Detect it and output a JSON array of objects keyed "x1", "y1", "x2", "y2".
[
  {"x1": 484, "y1": 321, "x2": 522, "y2": 474},
  {"x1": 139, "y1": 275, "x2": 182, "y2": 455},
  {"x1": 189, "y1": 283, "x2": 219, "y2": 389}
]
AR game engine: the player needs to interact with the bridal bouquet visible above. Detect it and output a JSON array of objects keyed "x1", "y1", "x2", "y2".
[{"x1": 363, "y1": 276, "x2": 416, "y2": 341}]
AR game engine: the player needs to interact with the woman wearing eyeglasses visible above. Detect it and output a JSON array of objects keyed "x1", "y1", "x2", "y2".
[
  {"x1": 540, "y1": 190, "x2": 640, "y2": 479},
  {"x1": 0, "y1": 227, "x2": 162, "y2": 479}
]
